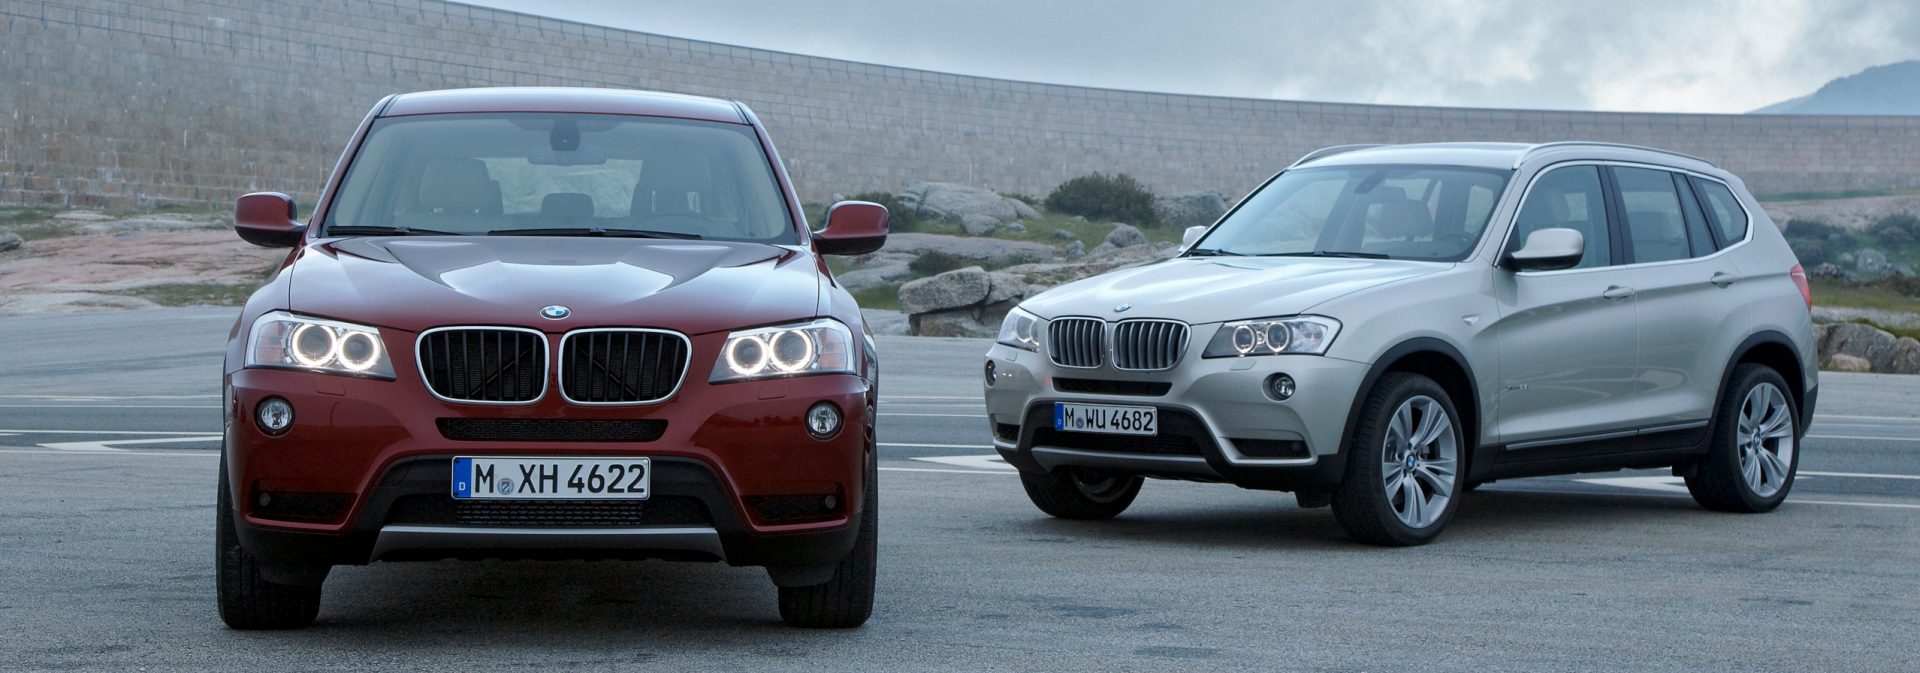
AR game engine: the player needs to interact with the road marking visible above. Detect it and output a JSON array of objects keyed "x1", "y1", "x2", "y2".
[
  {"x1": 1802, "y1": 470, "x2": 1920, "y2": 481},
  {"x1": 0, "y1": 404, "x2": 220, "y2": 409},
  {"x1": 879, "y1": 442, "x2": 994, "y2": 449},
  {"x1": 0, "y1": 448, "x2": 217, "y2": 457},
  {"x1": 39, "y1": 435, "x2": 222, "y2": 452},
  {"x1": 0, "y1": 428, "x2": 218, "y2": 435},
  {"x1": 0, "y1": 394, "x2": 220, "y2": 400},
  {"x1": 880, "y1": 395, "x2": 981, "y2": 401},
  {"x1": 1805, "y1": 434, "x2": 1920, "y2": 443},
  {"x1": 880, "y1": 466, "x2": 1009, "y2": 475},
  {"x1": 1575, "y1": 475, "x2": 1690, "y2": 493},
  {"x1": 1813, "y1": 414, "x2": 1920, "y2": 423},
  {"x1": 913, "y1": 455, "x2": 1015, "y2": 471},
  {"x1": 880, "y1": 412, "x2": 989, "y2": 418}
]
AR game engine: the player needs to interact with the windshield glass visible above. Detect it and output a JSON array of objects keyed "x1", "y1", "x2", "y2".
[
  {"x1": 322, "y1": 113, "x2": 796, "y2": 242},
  {"x1": 1191, "y1": 164, "x2": 1511, "y2": 261}
]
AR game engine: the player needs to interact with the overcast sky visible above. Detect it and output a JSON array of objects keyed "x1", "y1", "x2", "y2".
[{"x1": 467, "y1": 0, "x2": 1920, "y2": 113}]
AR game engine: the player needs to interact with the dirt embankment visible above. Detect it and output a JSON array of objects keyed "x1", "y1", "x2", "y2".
[
  {"x1": 0, "y1": 210, "x2": 283, "y2": 316},
  {"x1": 1762, "y1": 194, "x2": 1920, "y2": 230}
]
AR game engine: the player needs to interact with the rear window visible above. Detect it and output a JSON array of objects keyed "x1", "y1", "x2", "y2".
[
  {"x1": 323, "y1": 113, "x2": 795, "y2": 242},
  {"x1": 1613, "y1": 167, "x2": 1689, "y2": 264},
  {"x1": 1690, "y1": 177, "x2": 1750, "y2": 245}
]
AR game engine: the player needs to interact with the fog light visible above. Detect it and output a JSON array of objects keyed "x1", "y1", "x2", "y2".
[
  {"x1": 806, "y1": 402, "x2": 843, "y2": 439},
  {"x1": 984, "y1": 360, "x2": 997, "y2": 386},
  {"x1": 256, "y1": 397, "x2": 294, "y2": 436},
  {"x1": 1267, "y1": 374, "x2": 1296, "y2": 401}
]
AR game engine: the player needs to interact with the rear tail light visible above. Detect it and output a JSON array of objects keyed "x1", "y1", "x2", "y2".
[{"x1": 1789, "y1": 264, "x2": 1813, "y2": 310}]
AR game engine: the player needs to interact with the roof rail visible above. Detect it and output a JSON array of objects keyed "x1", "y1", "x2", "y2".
[
  {"x1": 1289, "y1": 144, "x2": 1388, "y2": 168},
  {"x1": 1520, "y1": 141, "x2": 1716, "y2": 168}
]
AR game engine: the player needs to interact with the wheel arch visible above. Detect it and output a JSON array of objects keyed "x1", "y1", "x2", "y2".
[
  {"x1": 1341, "y1": 338, "x2": 1482, "y2": 458},
  {"x1": 1717, "y1": 331, "x2": 1808, "y2": 436}
]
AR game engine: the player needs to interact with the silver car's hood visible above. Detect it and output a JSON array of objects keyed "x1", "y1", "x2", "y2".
[{"x1": 1020, "y1": 256, "x2": 1451, "y2": 324}]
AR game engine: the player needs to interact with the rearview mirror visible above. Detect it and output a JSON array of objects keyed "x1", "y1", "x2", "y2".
[
  {"x1": 1180, "y1": 225, "x2": 1206, "y2": 251},
  {"x1": 813, "y1": 201, "x2": 890, "y2": 256},
  {"x1": 234, "y1": 192, "x2": 307, "y2": 248},
  {"x1": 1506, "y1": 228, "x2": 1584, "y2": 272}
]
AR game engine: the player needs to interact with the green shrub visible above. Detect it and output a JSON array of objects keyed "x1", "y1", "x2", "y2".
[
  {"x1": 849, "y1": 191, "x2": 921, "y2": 233},
  {"x1": 1868, "y1": 213, "x2": 1920, "y2": 247},
  {"x1": 1045, "y1": 173, "x2": 1158, "y2": 227},
  {"x1": 908, "y1": 250, "x2": 968, "y2": 276},
  {"x1": 999, "y1": 192, "x2": 1041, "y2": 209}
]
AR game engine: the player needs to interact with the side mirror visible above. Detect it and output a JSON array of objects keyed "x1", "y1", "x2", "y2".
[
  {"x1": 1506, "y1": 227, "x2": 1585, "y2": 272},
  {"x1": 235, "y1": 192, "x2": 307, "y2": 248},
  {"x1": 813, "y1": 201, "x2": 890, "y2": 256},
  {"x1": 1180, "y1": 226, "x2": 1207, "y2": 251}
]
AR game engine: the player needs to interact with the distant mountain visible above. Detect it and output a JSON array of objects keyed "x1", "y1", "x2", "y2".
[{"x1": 1752, "y1": 60, "x2": 1920, "y2": 115}]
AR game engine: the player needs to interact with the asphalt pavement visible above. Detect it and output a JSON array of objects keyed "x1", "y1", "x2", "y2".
[{"x1": 1, "y1": 307, "x2": 1916, "y2": 672}]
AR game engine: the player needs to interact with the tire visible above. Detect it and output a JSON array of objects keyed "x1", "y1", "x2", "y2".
[
  {"x1": 778, "y1": 453, "x2": 877, "y2": 628},
  {"x1": 1331, "y1": 372, "x2": 1466, "y2": 546},
  {"x1": 1686, "y1": 364, "x2": 1799, "y2": 513},
  {"x1": 1019, "y1": 467, "x2": 1143, "y2": 520},
  {"x1": 216, "y1": 458, "x2": 323, "y2": 630}
]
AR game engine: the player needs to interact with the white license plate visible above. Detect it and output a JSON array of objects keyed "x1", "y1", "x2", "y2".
[
  {"x1": 1053, "y1": 402, "x2": 1158, "y2": 436},
  {"x1": 452, "y1": 457, "x2": 651, "y2": 500}
]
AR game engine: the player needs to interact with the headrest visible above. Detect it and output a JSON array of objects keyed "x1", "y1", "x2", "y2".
[
  {"x1": 632, "y1": 151, "x2": 713, "y2": 215},
  {"x1": 419, "y1": 159, "x2": 501, "y2": 214},
  {"x1": 541, "y1": 193, "x2": 595, "y2": 220},
  {"x1": 1375, "y1": 200, "x2": 1434, "y2": 239}
]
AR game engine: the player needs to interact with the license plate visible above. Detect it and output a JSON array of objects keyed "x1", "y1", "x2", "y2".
[
  {"x1": 452, "y1": 457, "x2": 651, "y2": 500},
  {"x1": 1053, "y1": 402, "x2": 1158, "y2": 436}
]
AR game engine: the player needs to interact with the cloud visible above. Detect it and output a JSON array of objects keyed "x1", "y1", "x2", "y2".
[{"x1": 465, "y1": 0, "x2": 1920, "y2": 112}]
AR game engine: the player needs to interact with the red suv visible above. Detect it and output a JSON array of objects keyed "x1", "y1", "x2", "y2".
[{"x1": 217, "y1": 88, "x2": 889, "y2": 629}]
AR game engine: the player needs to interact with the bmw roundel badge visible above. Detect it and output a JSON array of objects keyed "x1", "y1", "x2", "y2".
[
  {"x1": 1113, "y1": 303, "x2": 1133, "y2": 313},
  {"x1": 540, "y1": 305, "x2": 571, "y2": 320}
]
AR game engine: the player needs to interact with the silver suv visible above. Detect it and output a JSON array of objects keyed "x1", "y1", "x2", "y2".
[{"x1": 982, "y1": 142, "x2": 1817, "y2": 546}]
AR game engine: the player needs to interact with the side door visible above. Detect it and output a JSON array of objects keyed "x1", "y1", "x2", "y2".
[
  {"x1": 1487, "y1": 164, "x2": 1643, "y2": 445},
  {"x1": 1613, "y1": 166, "x2": 1750, "y2": 427}
]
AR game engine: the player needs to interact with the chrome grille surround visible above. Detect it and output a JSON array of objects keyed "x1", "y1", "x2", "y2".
[
  {"x1": 1047, "y1": 317, "x2": 1106, "y2": 369},
  {"x1": 557, "y1": 328, "x2": 692, "y2": 405},
  {"x1": 415, "y1": 326, "x2": 550, "y2": 405},
  {"x1": 1111, "y1": 319, "x2": 1189, "y2": 371}
]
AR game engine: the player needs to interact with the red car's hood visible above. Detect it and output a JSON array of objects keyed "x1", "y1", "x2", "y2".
[{"x1": 286, "y1": 236, "x2": 820, "y2": 335}]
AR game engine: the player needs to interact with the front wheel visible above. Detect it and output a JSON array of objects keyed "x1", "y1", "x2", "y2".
[
  {"x1": 1020, "y1": 468, "x2": 1143, "y2": 520},
  {"x1": 216, "y1": 458, "x2": 323, "y2": 630},
  {"x1": 1332, "y1": 372, "x2": 1465, "y2": 546},
  {"x1": 1686, "y1": 364, "x2": 1798, "y2": 512},
  {"x1": 778, "y1": 454, "x2": 877, "y2": 628}
]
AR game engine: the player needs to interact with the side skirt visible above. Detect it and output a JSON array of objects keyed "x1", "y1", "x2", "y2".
[{"x1": 1470, "y1": 421, "x2": 1710, "y2": 482}]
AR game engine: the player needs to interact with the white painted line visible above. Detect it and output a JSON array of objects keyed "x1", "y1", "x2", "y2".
[
  {"x1": 0, "y1": 394, "x2": 220, "y2": 400},
  {"x1": 1802, "y1": 470, "x2": 1920, "y2": 481},
  {"x1": 0, "y1": 404, "x2": 220, "y2": 409},
  {"x1": 880, "y1": 395, "x2": 981, "y2": 401},
  {"x1": 0, "y1": 428, "x2": 218, "y2": 435},
  {"x1": 1575, "y1": 475, "x2": 1690, "y2": 493},
  {"x1": 880, "y1": 413, "x2": 988, "y2": 418},
  {"x1": 879, "y1": 466, "x2": 1008, "y2": 475},
  {"x1": 39, "y1": 435, "x2": 222, "y2": 452},
  {"x1": 1805, "y1": 434, "x2": 1920, "y2": 443},
  {"x1": 1790, "y1": 499, "x2": 1920, "y2": 511},
  {"x1": 1813, "y1": 414, "x2": 1920, "y2": 423},
  {"x1": 0, "y1": 448, "x2": 217, "y2": 457},
  {"x1": 879, "y1": 442, "x2": 994, "y2": 449},
  {"x1": 1488, "y1": 486, "x2": 1920, "y2": 511},
  {"x1": 913, "y1": 455, "x2": 1015, "y2": 471}
]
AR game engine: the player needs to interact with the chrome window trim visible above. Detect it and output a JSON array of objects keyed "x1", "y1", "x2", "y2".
[
  {"x1": 414, "y1": 325, "x2": 551, "y2": 406},
  {"x1": 556, "y1": 327, "x2": 694, "y2": 406},
  {"x1": 1494, "y1": 159, "x2": 1755, "y2": 277}
]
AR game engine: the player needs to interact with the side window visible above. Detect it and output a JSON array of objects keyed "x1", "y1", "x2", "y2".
[
  {"x1": 1612, "y1": 167, "x2": 1688, "y2": 264},
  {"x1": 1672, "y1": 172, "x2": 1719, "y2": 256},
  {"x1": 1691, "y1": 177, "x2": 1750, "y2": 245},
  {"x1": 1511, "y1": 165, "x2": 1610, "y2": 269}
]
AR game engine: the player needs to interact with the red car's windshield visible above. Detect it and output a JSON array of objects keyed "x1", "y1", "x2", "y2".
[{"x1": 322, "y1": 112, "x2": 797, "y2": 243}]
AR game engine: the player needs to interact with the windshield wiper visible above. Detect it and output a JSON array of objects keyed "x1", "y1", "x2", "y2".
[
  {"x1": 488, "y1": 227, "x2": 702, "y2": 240},
  {"x1": 1184, "y1": 247, "x2": 1248, "y2": 257},
  {"x1": 325, "y1": 225, "x2": 467, "y2": 236},
  {"x1": 1261, "y1": 250, "x2": 1391, "y2": 260}
]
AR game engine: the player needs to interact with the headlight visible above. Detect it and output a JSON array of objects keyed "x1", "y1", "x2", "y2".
[
  {"x1": 246, "y1": 311, "x2": 395, "y2": 379},
  {"x1": 996, "y1": 307, "x2": 1044, "y2": 352},
  {"x1": 1201, "y1": 316, "x2": 1341, "y2": 358},
  {"x1": 710, "y1": 318, "x2": 855, "y2": 383}
]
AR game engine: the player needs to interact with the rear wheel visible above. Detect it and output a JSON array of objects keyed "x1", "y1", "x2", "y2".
[
  {"x1": 778, "y1": 453, "x2": 877, "y2": 628},
  {"x1": 1686, "y1": 364, "x2": 1798, "y2": 512},
  {"x1": 216, "y1": 458, "x2": 323, "y2": 630},
  {"x1": 1332, "y1": 373, "x2": 1465, "y2": 546},
  {"x1": 1020, "y1": 468, "x2": 1143, "y2": 520}
]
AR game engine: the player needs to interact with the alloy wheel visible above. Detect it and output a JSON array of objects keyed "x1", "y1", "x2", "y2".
[
  {"x1": 1737, "y1": 382, "x2": 1796, "y2": 498},
  {"x1": 1380, "y1": 395, "x2": 1458, "y2": 528}
]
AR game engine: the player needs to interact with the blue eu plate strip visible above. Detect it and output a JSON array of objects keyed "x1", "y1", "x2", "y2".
[
  {"x1": 1053, "y1": 402, "x2": 1064, "y2": 430},
  {"x1": 452, "y1": 457, "x2": 472, "y2": 499}
]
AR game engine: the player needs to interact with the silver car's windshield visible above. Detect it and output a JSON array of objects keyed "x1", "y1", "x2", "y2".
[
  {"x1": 322, "y1": 113, "x2": 796, "y2": 242},
  {"x1": 1191, "y1": 164, "x2": 1512, "y2": 262}
]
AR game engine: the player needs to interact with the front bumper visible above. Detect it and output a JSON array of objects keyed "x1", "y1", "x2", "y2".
[
  {"x1": 224, "y1": 363, "x2": 872, "y2": 572},
  {"x1": 981, "y1": 343, "x2": 1369, "y2": 491}
]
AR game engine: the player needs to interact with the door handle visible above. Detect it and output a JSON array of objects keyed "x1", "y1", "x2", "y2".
[
  {"x1": 1710, "y1": 271, "x2": 1741, "y2": 288},
  {"x1": 1602, "y1": 285, "x2": 1636, "y2": 301}
]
